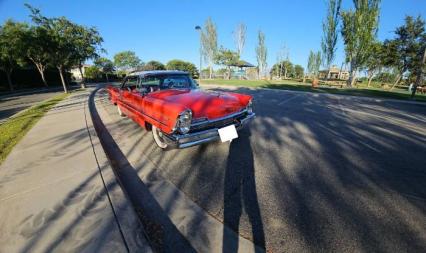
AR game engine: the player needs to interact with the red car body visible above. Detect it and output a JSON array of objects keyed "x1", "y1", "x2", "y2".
[{"x1": 107, "y1": 70, "x2": 255, "y2": 148}]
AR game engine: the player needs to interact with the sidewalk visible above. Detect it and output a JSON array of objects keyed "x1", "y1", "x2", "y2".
[{"x1": 0, "y1": 89, "x2": 151, "y2": 252}]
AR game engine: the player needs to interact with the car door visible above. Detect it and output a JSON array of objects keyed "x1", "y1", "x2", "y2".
[
  {"x1": 138, "y1": 75, "x2": 162, "y2": 116},
  {"x1": 131, "y1": 76, "x2": 146, "y2": 112},
  {"x1": 120, "y1": 76, "x2": 139, "y2": 117}
]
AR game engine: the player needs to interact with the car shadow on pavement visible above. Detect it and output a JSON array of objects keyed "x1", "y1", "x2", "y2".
[
  {"x1": 222, "y1": 128, "x2": 266, "y2": 252},
  {"x1": 89, "y1": 88, "x2": 197, "y2": 252}
]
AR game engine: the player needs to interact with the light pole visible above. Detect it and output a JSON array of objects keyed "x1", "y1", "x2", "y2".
[{"x1": 195, "y1": 25, "x2": 202, "y2": 80}]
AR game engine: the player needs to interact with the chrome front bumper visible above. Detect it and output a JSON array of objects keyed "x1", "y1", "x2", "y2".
[{"x1": 164, "y1": 112, "x2": 255, "y2": 148}]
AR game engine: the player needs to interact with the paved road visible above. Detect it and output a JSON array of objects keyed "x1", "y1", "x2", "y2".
[
  {"x1": 97, "y1": 86, "x2": 426, "y2": 253},
  {"x1": 0, "y1": 89, "x2": 63, "y2": 123}
]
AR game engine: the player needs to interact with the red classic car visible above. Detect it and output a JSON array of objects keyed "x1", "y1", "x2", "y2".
[{"x1": 107, "y1": 70, "x2": 255, "y2": 149}]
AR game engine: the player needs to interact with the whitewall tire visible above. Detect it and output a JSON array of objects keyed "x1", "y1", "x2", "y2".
[
  {"x1": 117, "y1": 105, "x2": 125, "y2": 117},
  {"x1": 152, "y1": 125, "x2": 168, "y2": 149}
]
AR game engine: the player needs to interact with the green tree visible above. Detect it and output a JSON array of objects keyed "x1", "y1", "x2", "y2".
[
  {"x1": 271, "y1": 60, "x2": 294, "y2": 78},
  {"x1": 382, "y1": 16, "x2": 426, "y2": 90},
  {"x1": 0, "y1": 20, "x2": 28, "y2": 91},
  {"x1": 307, "y1": 50, "x2": 322, "y2": 78},
  {"x1": 411, "y1": 46, "x2": 425, "y2": 97},
  {"x1": 233, "y1": 23, "x2": 246, "y2": 57},
  {"x1": 341, "y1": 0, "x2": 381, "y2": 87},
  {"x1": 84, "y1": 65, "x2": 101, "y2": 79},
  {"x1": 364, "y1": 40, "x2": 383, "y2": 87},
  {"x1": 27, "y1": 5, "x2": 100, "y2": 93},
  {"x1": 94, "y1": 57, "x2": 114, "y2": 82},
  {"x1": 283, "y1": 60, "x2": 294, "y2": 78},
  {"x1": 166, "y1": 59, "x2": 199, "y2": 78},
  {"x1": 214, "y1": 47, "x2": 239, "y2": 79},
  {"x1": 142, "y1": 60, "x2": 165, "y2": 71},
  {"x1": 113, "y1": 51, "x2": 141, "y2": 73},
  {"x1": 322, "y1": 0, "x2": 342, "y2": 79},
  {"x1": 294, "y1": 65, "x2": 305, "y2": 79},
  {"x1": 25, "y1": 25, "x2": 52, "y2": 87},
  {"x1": 201, "y1": 17, "x2": 218, "y2": 79},
  {"x1": 69, "y1": 24, "x2": 103, "y2": 87},
  {"x1": 256, "y1": 30, "x2": 267, "y2": 79}
]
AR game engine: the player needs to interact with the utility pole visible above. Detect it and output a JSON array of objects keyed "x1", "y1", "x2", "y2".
[{"x1": 195, "y1": 26, "x2": 202, "y2": 79}]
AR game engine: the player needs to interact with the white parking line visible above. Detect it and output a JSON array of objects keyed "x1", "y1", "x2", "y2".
[{"x1": 278, "y1": 94, "x2": 301, "y2": 105}]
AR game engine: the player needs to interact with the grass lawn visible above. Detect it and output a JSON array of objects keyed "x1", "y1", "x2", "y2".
[
  {"x1": 200, "y1": 79, "x2": 426, "y2": 102},
  {"x1": 0, "y1": 93, "x2": 69, "y2": 164}
]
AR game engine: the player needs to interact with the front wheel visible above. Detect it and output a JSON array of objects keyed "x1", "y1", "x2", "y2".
[
  {"x1": 152, "y1": 125, "x2": 168, "y2": 149},
  {"x1": 117, "y1": 104, "x2": 125, "y2": 117}
]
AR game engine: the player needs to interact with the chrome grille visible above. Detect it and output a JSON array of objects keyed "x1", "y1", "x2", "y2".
[{"x1": 190, "y1": 111, "x2": 247, "y2": 133}]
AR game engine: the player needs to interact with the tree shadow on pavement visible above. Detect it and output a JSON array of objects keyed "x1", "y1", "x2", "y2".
[{"x1": 222, "y1": 128, "x2": 266, "y2": 252}]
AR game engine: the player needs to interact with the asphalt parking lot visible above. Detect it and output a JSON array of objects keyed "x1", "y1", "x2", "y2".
[{"x1": 97, "y1": 86, "x2": 426, "y2": 253}]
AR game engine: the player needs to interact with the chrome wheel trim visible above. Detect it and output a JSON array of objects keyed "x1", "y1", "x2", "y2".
[
  {"x1": 117, "y1": 105, "x2": 125, "y2": 117},
  {"x1": 152, "y1": 125, "x2": 168, "y2": 149}
]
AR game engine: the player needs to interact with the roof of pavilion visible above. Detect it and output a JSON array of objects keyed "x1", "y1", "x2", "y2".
[{"x1": 229, "y1": 60, "x2": 255, "y2": 68}]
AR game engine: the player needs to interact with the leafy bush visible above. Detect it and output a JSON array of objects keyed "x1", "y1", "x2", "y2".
[{"x1": 166, "y1": 59, "x2": 199, "y2": 78}]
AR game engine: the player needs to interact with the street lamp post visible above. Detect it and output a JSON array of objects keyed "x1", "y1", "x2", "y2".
[{"x1": 195, "y1": 25, "x2": 202, "y2": 80}]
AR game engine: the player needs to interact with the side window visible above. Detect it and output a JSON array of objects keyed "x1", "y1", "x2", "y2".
[
  {"x1": 122, "y1": 76, "x2": 138, "y2": 90},
  {"x1": 161, "y1": 75, "x2": 191, "y2": 89},
  {"x1": 141, "y1": 76, "x2": 161, "y2": 86}
]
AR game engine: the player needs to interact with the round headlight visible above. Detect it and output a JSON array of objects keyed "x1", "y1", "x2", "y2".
[
  {"x1": 247, "y1": 100, "x2": 253, "y2": 114},
  {"x1": 177, "y1": 110, "x2": 192, "y2": 134}
]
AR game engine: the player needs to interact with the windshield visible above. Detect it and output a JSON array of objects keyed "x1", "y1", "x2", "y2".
[{"x1": 141, "y1": 74, "x2": 196, "y2": 90}]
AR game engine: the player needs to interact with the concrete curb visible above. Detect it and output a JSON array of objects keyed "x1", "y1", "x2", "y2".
[
  {"x1": 89, "y1": 88, "x2": 196, "y2": 252},
  {"x1": 201, "y1": 84, "x2": 426, "y2": 106},
  {"x1": 84, "y1": 91, "x2": 153, "y2": 252}
]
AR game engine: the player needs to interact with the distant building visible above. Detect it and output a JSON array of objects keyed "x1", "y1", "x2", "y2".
[
  {"x1": 70, "y1": 64, "x2": 91, "y2": 81},
  {"x1": 319, "y1": 65, "x2": 349, "y2": 80}
]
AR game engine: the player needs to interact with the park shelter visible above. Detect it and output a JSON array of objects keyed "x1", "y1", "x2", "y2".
[
  {"x1": 319, "y1": 65, "x2": 349, "y2": 80},
  {"x1": 229, "y1": 60, "x2": 256, "y2": 79}
]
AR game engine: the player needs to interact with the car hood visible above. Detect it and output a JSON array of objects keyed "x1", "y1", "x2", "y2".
[{"x1": 147, "y1": 89, "x2": 246, "y2": 120}]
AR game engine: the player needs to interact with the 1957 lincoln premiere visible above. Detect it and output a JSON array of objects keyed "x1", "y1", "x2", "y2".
[{"x1": 107, "y1": 70, "x2": 255, "y2": 149}]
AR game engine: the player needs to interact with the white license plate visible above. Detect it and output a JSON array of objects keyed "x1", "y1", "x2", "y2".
[{"x1": 218, "y1": 125, "x2": 238, "y2": 142}]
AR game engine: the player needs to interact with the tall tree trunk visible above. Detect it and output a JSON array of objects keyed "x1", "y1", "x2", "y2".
[
  {"x1": 350, "y1": 71, "x2": 357, "y2": 87},
  {"x1": 390, "y1": 73, "x2": 402, "y2": 90},
  {"x1": 338, "y1": 62, "x2": 344, "y2": 80},
  {"x1": 78, "y1": 65, "x2": 86, "y2": 88},
  {"x1": 325, "y1": 68, "x2": 331, "y2": 81},
  {"x1": 303, "y1": 75, "x2": 306, "y2": 83},
  {"x1": 40, "y1": 70, "x2": 48, "y2": 87},
  {"x1": 31, "y1": 59, "x2": 48, "y2": 87},
  {"x1": 37, "y1": 65, "x2": 48, "y2": 87},
  {"x1": 227, "y1": 66, "x2": 231, "y2": 80},
  {"x1": 5, "y1": 69, "x2": 13, "y2": 91},
  {"x1": 347, "y1": 65, "x2": 356, "y2": 87},
  {"x1": 106, "y1": 73, "x2": 109, "y2": 82},
  {"x1": 209, "y1": 63, "x2": 212, "y2": 79},
  {"x1": 58, "y1": 66, "x2": 68, "y2": 93},
  {"x1": 412, "y1": 47, "x2": 426, "y2": 98},
  {"x1": 367, "y1": 71, "x2": 374, "y2": 87}
]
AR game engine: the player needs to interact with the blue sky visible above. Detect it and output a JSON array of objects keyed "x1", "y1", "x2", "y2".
[{"x1": 1, "y1": 0, "x2": 425, "y2": 70}]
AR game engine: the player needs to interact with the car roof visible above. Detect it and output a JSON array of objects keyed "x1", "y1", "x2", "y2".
[{"x1": 127, "y1": 70, "x2": 189, "y2": 77}]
